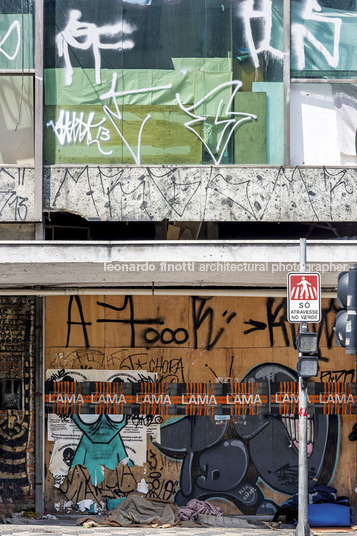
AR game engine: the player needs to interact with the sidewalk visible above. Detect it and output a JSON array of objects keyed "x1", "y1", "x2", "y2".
[
  {"x1": 0, "y1": 515, "x2": 295, "y2": 536},
  {"x1": 0, "y1": 524, "x2": 295, "y2": 536},
  {"x1": 1, "y1": 515, "x2": 355, "y2": 536}
]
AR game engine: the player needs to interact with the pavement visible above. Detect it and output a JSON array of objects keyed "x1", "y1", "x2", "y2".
[{"x1": 0, "y1": 515, "x2": 355, "y2": 536}]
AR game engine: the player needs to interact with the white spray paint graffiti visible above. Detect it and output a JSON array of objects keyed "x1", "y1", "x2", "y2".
[
  {"x1": 46, "y1": 110, "x2": 112, "y2": 156},
  {"x1": 176, "y1": 80, "x2": 257, "y2": 165},
  {"x1": 99, "y1": 73, "x2": 172, "y2": 164},
  {"x1": 56, "y1": 10, "x2": 136, "y2": 86},
  {"x1": 123, "y1": 0, "x2": 152, "y2": 4},
  {"x1": 239, "y1": 0, "x2": 283, "y2": 69},
  {"x1": 48, "y1": 79, "x2": 256, "y2": 164},
  {"x1": 291, "y1": 0, "x2": 342, "y2": 70},
  {"x1": 0, "y1": 20, "x2": 20, "y2": 61},
  {"x1": 121, "y1": 0, "x2": 183, "y2": 4}
]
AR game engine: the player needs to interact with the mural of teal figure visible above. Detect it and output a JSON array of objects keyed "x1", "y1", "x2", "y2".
[{"x1": 71, "y1": 414, "x2": 133, "y2": 485}]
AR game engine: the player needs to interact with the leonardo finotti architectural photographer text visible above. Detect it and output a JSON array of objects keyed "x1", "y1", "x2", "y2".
[{"x1": 104, "y1": 261, "x2": 349, "y2": 273}]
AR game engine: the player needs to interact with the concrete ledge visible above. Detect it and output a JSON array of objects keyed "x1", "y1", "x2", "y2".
[{"x1": 0, "y1": 239, "x2": 355, "y2": 291}]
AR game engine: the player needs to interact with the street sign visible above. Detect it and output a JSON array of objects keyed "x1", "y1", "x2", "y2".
[{"x1": 287, "y1": 272, "x2": 321, "y2": 323}]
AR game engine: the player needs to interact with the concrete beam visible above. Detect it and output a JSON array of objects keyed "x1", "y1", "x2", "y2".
[
  {"x1": 0, "y1": 239, "x2": 354, "y2": 291},
  {"x1": 45, "y1": 165, "x2": 357, "y2": 222}
]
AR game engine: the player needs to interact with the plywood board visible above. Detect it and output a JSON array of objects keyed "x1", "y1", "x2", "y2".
[
  {"x1": 44, "y1": 294, "x2": 356, "y2": 515},
  {"x1": 45, "y1": 295, "x2": 105, "y2": 349}
]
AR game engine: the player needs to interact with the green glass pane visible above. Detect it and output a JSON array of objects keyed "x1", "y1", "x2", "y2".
[
  {"x1": 0, "y1": 76, "x2": 34, "y2": 165},
  {"x1": 0, "y1": 14, "x2": 34, "y2": 69},
  {"x1": 291, "y1": 0, "x2": 357, "y2": 78}
]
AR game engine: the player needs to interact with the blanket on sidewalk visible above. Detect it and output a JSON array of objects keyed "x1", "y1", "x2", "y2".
[{"x1": 77, "y1": 493, "x2": 179, "y2": 528}]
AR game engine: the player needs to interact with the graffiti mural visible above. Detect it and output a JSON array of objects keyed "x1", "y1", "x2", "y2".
[
  {"x1": 0, "y1": 410, "x2": 30, "y2": 500},
  {"x1": 0, "y1": 298, "x2": 35, "y2": 514},
  {"x1": 154, "y1": 364, "x2": 338, "y2": 515},
  {"x1": 44, "y1": 294, "x2": 353, "y2": 514},
  {"x1": 70, "y1": 414, "x2": 132, "y2": 485}
]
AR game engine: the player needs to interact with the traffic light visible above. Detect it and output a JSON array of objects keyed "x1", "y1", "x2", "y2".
[
  {"x1": 296, "y1": 331, "x2": 319, "y2": 378},
  {"x1": 335, "y1": 264, "x2": 357, "y2": 354}
]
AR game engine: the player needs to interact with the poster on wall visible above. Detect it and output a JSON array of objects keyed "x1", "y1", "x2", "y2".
[{"x1": 46, "y1": 369, "x2": 160, "y2": 486}]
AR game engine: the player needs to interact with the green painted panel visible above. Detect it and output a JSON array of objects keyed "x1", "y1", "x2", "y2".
[
  {"x1": 172, "y1": 57, "x2": 232, "y2": 73},
  {"x1": 44, "y1": 65, "x2": 232, "y2": 111},
  {"x1": 44, "y1": 68, "x2": 183, "y2": 106},
  {"x1": 234, "y1": 92, "x2": 267, "y2": 164},
  {"x1": 44, "y1": 105, "x2": 202, "y2": 165},
  {"x1": 0, "y1": 14, "x2": 34, "y2": 69},
  {"x1": 253, "y1": 82, "x2": 283, "y2": 165}
]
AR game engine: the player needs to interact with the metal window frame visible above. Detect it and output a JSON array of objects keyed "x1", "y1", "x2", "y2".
[
  {"x1": 284, "y1": 1, "x2": 357, "y2": 165},
  {"x1": 2, "y1": 1, "x2": 356, "y2": 180},
  {"x1": 0, "y1": 0, "x2": 43, "y2": 224}
]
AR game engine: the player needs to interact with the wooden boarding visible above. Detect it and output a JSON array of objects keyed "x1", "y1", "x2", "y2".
[{"x1": 44, "y1": 294, "x2": 357, "y2": 514}]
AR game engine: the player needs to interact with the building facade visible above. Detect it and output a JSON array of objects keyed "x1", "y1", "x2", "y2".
[{"x1": 1, "y1": 0, "x2": 357, "y2": 517}]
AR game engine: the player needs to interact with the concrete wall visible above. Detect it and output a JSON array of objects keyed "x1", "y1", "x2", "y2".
[
  {"x1": 45, "y1": 165, "x2": 357, "y2": 222},
  {"x1": 0, "y1": 168, "x2": 36, "y2": 223},
  {"x1": 2, "y1": 164, "x2": 355, "y2": 223}
]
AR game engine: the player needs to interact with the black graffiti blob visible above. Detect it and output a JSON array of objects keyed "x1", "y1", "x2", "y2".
[{"x1": 154, "y1": 364, "x2": 338, "y2": 514}]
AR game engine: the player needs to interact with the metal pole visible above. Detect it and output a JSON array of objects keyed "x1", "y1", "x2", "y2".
[
  {"x1": 35, "y1": 297, "x2": 44, "y2": 514},
  {"x1": 283, "y1": 0, "x2": 291, "y2": 166},
  {"x1": 34, "y1": 0, "x2": 44, "y2": 223},
  {"x1": 295, "y1": 238, "x2": 311, "y2": 536},
  {"x1": 34, "y1": 0, "x2": 45, "y2": 514}
]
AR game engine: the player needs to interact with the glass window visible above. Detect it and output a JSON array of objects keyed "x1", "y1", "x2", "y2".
[
  {"x1": 290, "y1": 82, "x2": 357, "y2": 165},
  {"x1": 0, "y1": 0, "x2": 34, "y2": 70},
  {"x1": 43, "y1": 0, "x2": 284, "y2": 165},
  {"x1": 291, "y1": 0, "x2": 357, "y2": 79},
  {"x1": 0, "y1": 76, "x2": 34, "y2": 165}
]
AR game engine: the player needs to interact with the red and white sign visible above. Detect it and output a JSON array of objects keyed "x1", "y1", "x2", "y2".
[{"x1": 287, "y1": 272, "x2": 321, "y2": 323}]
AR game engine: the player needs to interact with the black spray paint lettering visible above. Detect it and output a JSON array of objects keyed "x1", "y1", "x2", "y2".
[
  {"x1": 96, "y1": 296, "x2": 164, "y2": 348},
  {"x1": 49, "y1": 165, "x2": 355, "y2": 223},
  {"x1": 192, "y1": 296, "x2": 237, "y2": 351},
  {"x1": 45, "y1": 369, "x2": 67, "y2": 384},
  {"x1": 146, "y1": 472, "x2": 178, "y2": 501},
  {"x1": 110, "y1": 351, "x2": 185, "y2": 383},
  {"x1": 320, "y1": 369, "x2": 355, "y2": 383},
  {"x1": 244, "y1": 298, "x2": 296, "y2": 347},
  {"x1": 108, "y1": 351, "x2": 149, "y2": 371},
  {"x1": 144, "y1": 327, "x2": 189, "y2": 345},
  {"x1": 128, "y1": 415, "x2": 163, "y2": 428},
  {"x1": 0, "y1": 190, "x2": 28, "y2": 222},
  {"x1": 273, "y1": 463, "x2": 316, "y2": 488},
  {"x1": 145, "y1": 450, "x2": 179, "y2": 501},
  {"x1": 66, "y1": 296, "x2": 92, "y2": 348},
  {"x1": 64, "y1": 295, "x2": 236, "y2": 352},
  {"x1": 244, "y1": 298, "x2": 338, "y2": 349},
  {"x1": 148, "y1": 356, "x2": 185, "y2": 383},
  {"x1": 205, "y1": 354, "x2": 236, "y2": 383}
]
